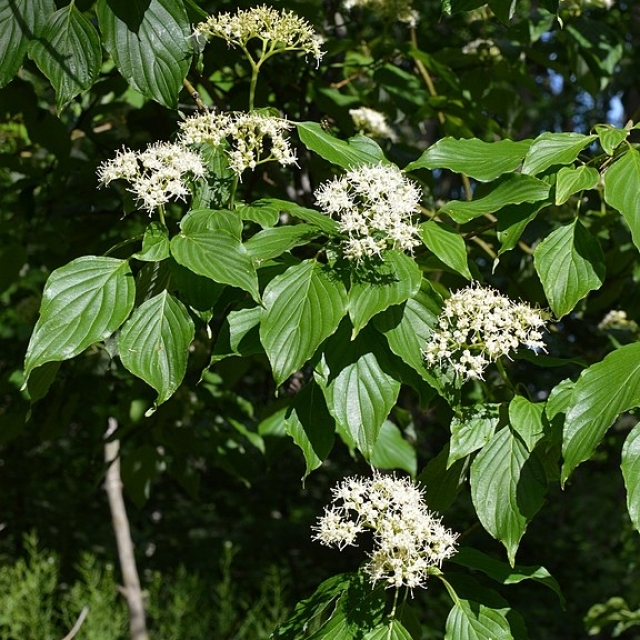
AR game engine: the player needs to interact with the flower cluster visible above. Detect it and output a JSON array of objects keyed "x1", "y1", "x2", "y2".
[
  {"x1": 422, "y1": 284, "x2": 548, "y2": 381},
  {"x1": 313, "y1": 472, "x2": 458, "y2": 590},
  {"x1": 97, "y1": 142, "x2": 206, "y2": 214},
  {"x1": 343, "y1": 0, "x2": 419, "y2": 27},
  {"x1": 314, "y1": 164, "x2": 421, "y2": 262},
  {"x1": 179, "y1": 111, "x2": 297, "y2": 176},
  {"x1": 349, "y1": 107, "x2": 397, "y2": 141},
  {"x1": 194, "y1": 5, "x2": 324, "y2": 65},
  {"x1": 598, "y1": 309, "x2": 638, "y2": 332}
]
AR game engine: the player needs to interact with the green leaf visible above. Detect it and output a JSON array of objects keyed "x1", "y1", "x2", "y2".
[
  {"x1": 260, "y1": 260, "x2": 348, "y2": 386},
  {"x1": 179, "y1": 208, "x2": 242, "y2": 237},
  {"x1": 508, "y1": 396, "x2": 546, "y2": 452},
  {"x1": 441, "y1": 0, "x2": 487, "y2": 14},
  {"x1": 170, "y1": 228, "x2": 259, "y2": 301},
  {"x1": 440, "y1": 175, "x2": 550, "y2": 224},
  {"x1": 418, "y1": 445, "x2": 467, "y2": 512},
  {"x1": 487, "y1": 0, "x2": 518, "y2": 23},
  {"x1": 445, "y1": 600, "x2": 513, "y2": 640},
  {"x1": 496, "y1": 202, "x2": 545, "y2": 257},
  {"x1": 420, "y1": 221, "x2": 472, "y2": 279},
  {"x1": 245, "y1": 225, "x2": 320, "y2": 262},
  {"x1": 169, "y1": 261, "x2": 224, "y2": 312},
  {"x1": 258, "y1": 198, "x2": 339, "y2": 236},
  {"x1": 470, "y1": 428, "x2": 547, "y2": 565},
  {"x1": 533, "y1": 219, "x2": 605, "y2": 318},
  {"x1": 449, "y1": 404, "x2": 501, "y2": 467},
  {"x1": 119, "y1": 291, "x2": 195, "y2": 408},
  {"x1": 621, "y1": 423, "x2": 640, "y2": 533},
  {"x1": 522, "y1": 132, "x2": 597, "y2": 176},
  {"x1": 96, "y1": 0, "x2": 192, "y2": 108},
  {"x1": 133, "y1": 222, "x2": 170, "y2": 262},
  {"x1": 349, "y1": 251, "x2": 421, "y2": 338},
  {"x1": 370, "y1": 421, "x2": 417, "y2": 476},
  {"x1": 555, "y1": 166, "x2": 600, "y2": 205},
  {"x1": 0, "y1": 0, "x2": 55, "y2": 88},
  {"x1": 406, "y1": 138, "x2": 531, "y2": 182},
  {"x1": 210, "y1": 306, "x2": 263, "y2": 363},
  {"x1": 296, "y1": 122, "x2": 387, "y2": 169},
  {"x1": 365, "y1": 620, "x2": 413, "y2": 640},
  {"x1": 28, "y1": 4, "x2": 101, "y2": 111},
  {"x1": 26, "y1": 361, "x2": 60, "y2": 404},
  {"x1": 452, "y1": 547, "x2": 565, "y2": 607},
  {"x1": 315, "y1": 327, "x2": 401, "y2": 460},
  {"x1": 595, "y1": 124, "x2": 629, "y2": 156},
  {"x1": 603, "y1": 148, "x2": 640, "y2": 252},
  {"x1": 562, "y1": 343, "x2": 640, "y2": 484},
  {"x1": 24, "y1": 257, "x2": 135, "y2": 382},
  {"x1": 237, "y1": 200, "x2": 280, "y2": 227},
  {"x1": 373, "y1": 280, "x2": 443, "y2": 390}
]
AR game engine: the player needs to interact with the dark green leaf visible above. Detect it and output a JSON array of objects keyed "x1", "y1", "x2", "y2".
[
  {"x1": 470, "y1": 428, "x2": 547, "y2": 565},
  {"x1": 533, "y1": 219, "x2": 605, "y2": 318},
  {"x1": 349, "y1": 251, "x2": 421, "y2": 338},
  {"x1": 406, "y1": 138, "x2": 531, "y2": 182},
  {"x1": 365, "y1": 620, "x2": 413, "y2": 640},
  {"x1": 440, "y1": 175, "x2": 550, "y2": 224},
  {"x1": 210, "y1": 306, "x2": 263, "y2": 363},
  {"x1": 496, "y1": 202, "x2": 545, "y2": 257},
  {"x1": 621, "y1": 423, "x2": 640, "y2": 533},
  {"x1": 418, "y1": 445, "x2": 467, "y2": 512},
  {"x1": 487, "y1": 0, "x2": 517, "y2": 23},
  {"x1": 260, "y1": 260, "x2": 347, "y2": 385},
  {"x1": 555, "y1": 166, "x2": 600, "y2": 205},
  {"x1": 370, "y1": 421, "x2": 417, "y2": 476},
  {"x1": 97, "y1": 0, "x2": 192, "y2": 108},
  {"x1": 603, "y1": 148, "x2": 640, "y2": 252},
  {"x1": 179, "y1": 208, "x2": 242, "y2": 237},
  {"x1": 169, "y1": 260, "x2": 224, "y2": 312},
  {"x1": 119, "y1": 290, "x2": 195, "y2": 408},
  {"x1": 28, "y1": 4, "x2": 101, "y2": 110},
  {"x1": 522, "y1": 132, "x2": 597, "y2": 176},
  {"x1": 562, "y1": 343, "x2": 640, "y2": 484},
  {"x1": 245, "y1": 225, "x2": 320, "y2": 262},
  {"x1": 420, "y1": 221, "x2": 472, "y2": 279},
  {"x1": 24, "y1": 257, "x2": 135, "y2": 382},
  {"x1": 296, "y1": 122, "x2": 388, "y2": 169},
  {"x1": 449, "y1": 404, "x2": 500, "y2": 467}
]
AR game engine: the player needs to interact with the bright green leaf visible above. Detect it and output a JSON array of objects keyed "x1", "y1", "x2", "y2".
[
  {"x1": 179, "y1": 208, "x2": 242, "y2": 237},
  {"x1": 349, "y1": 251, "x2": 421, "y2": 337},
  {"x1": 533, "y1": 219, "x2": 605, "y2": 318},
  {"x1": 562, "y1": 343, "x2": 640, "y2": 484},
  {"x1": 260, "y1": 260, "x2": 347, "y2": 386},
  {"x1": 119, "y1": 291, "x2": 195, "y2": 408},
  {"x1": 245, "y1": 225, "x2": 320, "y2": 262},
  {"x1": 449, "y1": 404, "x2": 500, "y2": 467},
  {"x1": 603, "y1": 148, "x2": 640, "y2": 252},
  {"x1": 133, "y1": 222, "x2": 170, "y2": 262},
  {"x1": 522, "y1": 132, "x2": 597, "y2": 175},
  {"x1": 237, "y1": 200, "x2": 280, "y2": 227},
  {"x1": 24, "y1": 257, "x2": 135, "y2": 381},
  {"x1": 555, "y1": 166, "x2": 600, "y2": 205},
  {"x1": 370, "y1": 420, "x2": 417, "y2": 476},
  {"x1": 170, "y1": 228, "x2": 260, "y2": 301},
  {"x1": 365, "y1": 620, "x2": 413, "y2": 640},
  {"x1": 595, "y1": 124, "x2": 629, "y2": 156},
  {"x1": 420, "y1": 221, "x2": 472, "y2": 279},
  {"x1": 508, "y1": 396, "x2": 546, "y2": 452},
  {"x1": 470, "y1": 428, "x2": 547, "y2": 565},
  {"x1": 440, "y1": 175, "x2": 550, "y2": 224},
  {"x1": 296, "y1": 122, "x2": 387, "y2": 169},
  {"x1": 445, "y1": 599, "x2": 513, "y2": 640},
  {"x1": 621, "y1": 423, "x2": 640, "y2": 533},
  {"x1": 28, "y1": 4, "x2": 101, "y2": 111},
  {"x1": 406, "y1": 138, "x2": 531, "y2": 182},
  {"x1": 97, "y1": 0, "x2": 192, "y2": 108},
  {"x1": 258, "y1": 198, "x2": 339, "y2": 235}
]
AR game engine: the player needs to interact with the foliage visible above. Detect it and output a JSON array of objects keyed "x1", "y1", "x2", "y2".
[{"x1": 2, "y1": 0, "x2": 640, "y2": 638}]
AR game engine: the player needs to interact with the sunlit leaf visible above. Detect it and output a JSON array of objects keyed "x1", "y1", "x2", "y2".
[{"x1": 522, "y1": 132, "x2": 597, "y2": 175}]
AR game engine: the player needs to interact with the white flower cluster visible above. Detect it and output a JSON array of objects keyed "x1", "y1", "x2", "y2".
[
  {"x1": 598, "y1": 309, "x2": 638, "y2": 332},
  {"x1": 179, "y1": 111, "x2": 297, "y2": 176},
  {"x1": 97, "y1": 142, "x2": 206, "y2": 214},
  {"x1": 314, "y1": 165, "x2": 421, "y2": 262},
  {"x1": 349, "y1": 107, "x2": 397, "y2": 141},
  {"x1": 422, "y1": 284, "x2": 548, "y2": 381},
  {"x1": 195, "y1": 5, "x2": 324, "y2": 65},
  {"x1": 343, "y1": 0, "x2": 419, "y2": 27},
  {"x1": 313, "y1": 472, "x2": 458, "y2": 590}
]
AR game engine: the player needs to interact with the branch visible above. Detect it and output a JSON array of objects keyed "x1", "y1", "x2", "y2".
[
  {"x1": 61, "y1": 606, "x2": 89, "y2": 640},
  {"x1": 104, "y1": 417, "x2": 150, "y2": 640}
]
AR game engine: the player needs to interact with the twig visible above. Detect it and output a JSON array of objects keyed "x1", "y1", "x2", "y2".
[
  {"x1": 104, "y1": 417, "x2": 150, "y2": 640},
  {"x1": 183, "y1": 78, "x2": 208, "y2": 112},
  {"x1": 61, "y1": 606, "x2": 89, "y2": 640}
]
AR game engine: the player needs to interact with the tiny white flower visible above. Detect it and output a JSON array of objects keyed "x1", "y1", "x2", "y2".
[
  {"x1": 349, "y1": 107, "x2": 397, "y2": 141},
  {"x1": 343, "y1": 0, "x2": 419, "y2": 26},
  {"x1": 598, "y1": 309, "x2": 638, "y2": 332}
]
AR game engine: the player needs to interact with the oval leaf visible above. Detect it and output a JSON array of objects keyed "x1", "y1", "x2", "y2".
[
  {"x1": 97, "y1": 0, "x2": 192, "y2": 108},
  {"x1": 522, "y1": 132, "x2": 597, "y2": 176},
  {"x1": 260, "y1": 260, "x2": 348, "y2": 385},
  {"x1": 133, "y1": 222, "x2": 170, "y2": 262},
  {"x1": 555, "y1": 166, "x2": 599, "y2": 205},
  {"x1": 170, "y1": 228, "x2": 259, "y2": 301},
  {"x1": 119, "y1": 291, "x2": 195, "y2": 407},
  {"x1": 24, "y1": 256, "x2": 135, "y2": 381},
  {"x1": 245, "y1": 225, "x2": 320, "y2": 262},
  {"x1": 420, "y1": 220, "x2": 472, "y2": 279},
  {"x1": 470, "y1": 428, "x2": 547, "y2": 565},
  {"x1": 348, "y1": 251, "x2": 421, "y2": 338},
  {"x1": 562, "y1": 343, "x2": 640, "y2": 484},
  {"x1": 449, "y1": 404, "x2": 500, "y2": 467},
  {"x1": 440, "y1": 175, "x2": 550, "y2": 224},
  {"x1": 28, "y1": 4, "x2": 101, "y2": 111},
  {"x1": 595, "y1": 124, "x2": 629, "y2": 156},
  {"x1": 533, "y1": 219, "x2": 605, "y2": 319},
  {"x1": 406, "y1": 137, "x2": 531, "y2": 182},
  {"x1": 621, "y1": 423, "x2": 640, "y2": 533},
  {"x1": 445, "y1": 600, "x2": 513, "y2": 640},
  {"x1": 370, "y1": 420, "x2": 417, "y2": 476}
]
